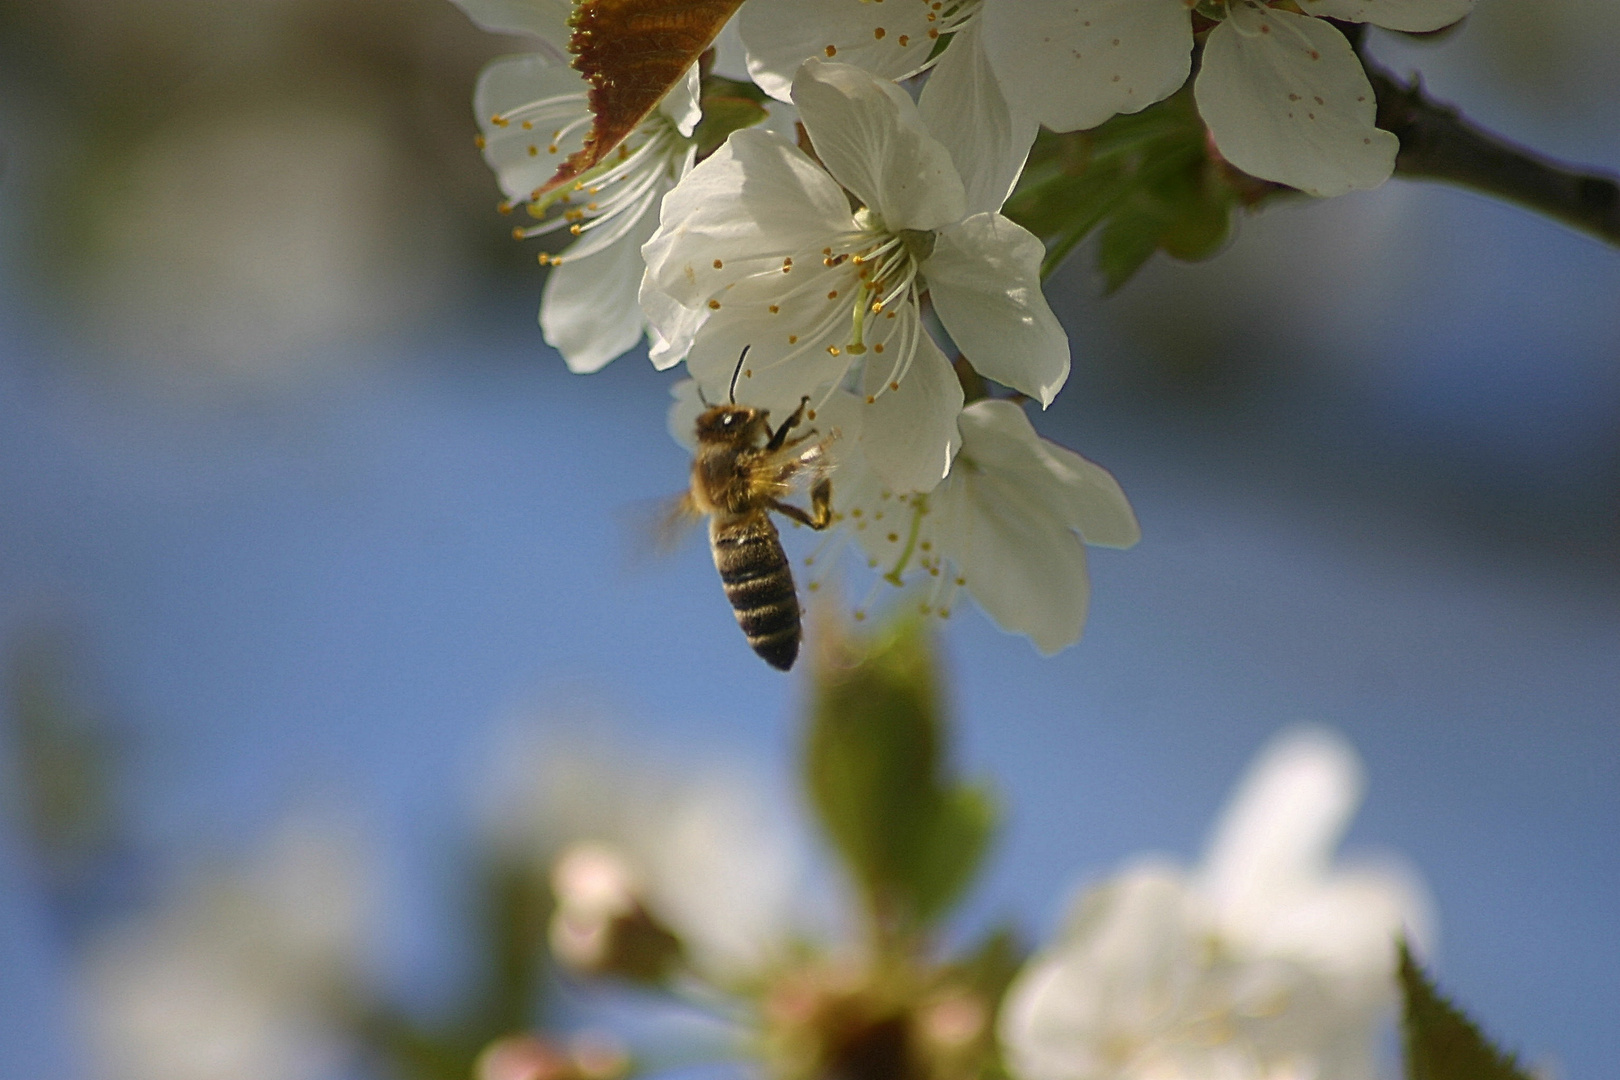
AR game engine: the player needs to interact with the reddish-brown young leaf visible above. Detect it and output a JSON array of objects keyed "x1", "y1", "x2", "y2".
[{"x1": 540, "y1": 0, "x2": 745, "y2": 197}]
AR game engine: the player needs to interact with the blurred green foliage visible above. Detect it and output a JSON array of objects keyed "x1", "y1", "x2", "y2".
[
  {"x1": 4, "y1": 634, "x2": 119, "y2": 898},
  {"x1": 805, "y1": 619, "x2": 998, "y2": 945},
  {"x1": 1002, "y1": 88, "x2": 1255, "y2": 291}
]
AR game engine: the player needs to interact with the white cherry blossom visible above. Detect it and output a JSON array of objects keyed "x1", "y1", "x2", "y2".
[
  {"x1": 641, "y1": 60, "x2": 1067, "y2": 494},
  {"x1": 1001, "y1": 727, "x2": 1432, "y2": 1080},
  {"x1": 466, "y1": 19, "x2": 700, "y2": 372},
  {"x1": 739, "y1": 0, "x2": 983, "y2": 103},
  {"x1": 721, "y1": 387, "x2": 1138, "y2": 655},
  {"x1": 739, "y1": 2, "x2": 1036, "y2": 213},
  {"x1": 981, "y1": 0, "x2": 1473, "y2": 197}
]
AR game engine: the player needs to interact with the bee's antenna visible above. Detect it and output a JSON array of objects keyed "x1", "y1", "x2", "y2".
[
  {"x1": 729, "y1": 345, "x2": 750, "y2": 405},
  {"x1": 696, "y1": 383, "x2": 712, "y2": 407}
]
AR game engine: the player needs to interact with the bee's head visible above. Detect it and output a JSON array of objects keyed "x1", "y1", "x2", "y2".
[{"x1": 694, "y1": 403, "x2": 767, "y2": 443}]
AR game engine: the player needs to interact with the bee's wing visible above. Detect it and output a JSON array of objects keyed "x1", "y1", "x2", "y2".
[
  {"x1": 767, "y1": 428, "x2": 839, "y2": 483},
  {"x1": 618, "y1": 491, "x2": 705, "y2": 575},
  {"x1": 653, "y1": 490, "x2": 705, "y2": 555}
]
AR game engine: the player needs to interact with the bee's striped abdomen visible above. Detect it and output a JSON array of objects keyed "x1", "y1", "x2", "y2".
[{"x1": 711, "y1": 515, "x2": 801, "y2": 670}]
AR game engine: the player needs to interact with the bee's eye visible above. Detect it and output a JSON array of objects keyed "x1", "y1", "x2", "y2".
[{"x1": 720, "y1": 414, "x2": 734, "y2": 427}]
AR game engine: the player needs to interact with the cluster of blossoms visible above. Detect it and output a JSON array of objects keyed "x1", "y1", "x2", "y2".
[
  {"x1": 454, "y1": 0, "x2": 1470, "y2": 652},
  {"x1": 514, "y1": 726, "x2": 1428, "y2": 1080},
  {"x1": 75, "y1": 722, "x2": 1430, "y2": 1080}
]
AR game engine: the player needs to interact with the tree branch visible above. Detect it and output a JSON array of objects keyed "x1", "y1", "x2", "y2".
[{"x1": 1362, "y1": 58, "x2": 1620, "y2": 246}]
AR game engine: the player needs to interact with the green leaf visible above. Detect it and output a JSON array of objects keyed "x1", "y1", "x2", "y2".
[
  {"x1": 1399, "y1": 941, "x2": 1535, "y2": 1080},
  {"x1": 1096, "y1": 208, "x2": 1165, "y2": 294},
  {"x1": 910, "y1": 782, "x2": 999, "y2": 925},
  {"x1": 1002, "y1": 87, "x2": 1239, "y2": 290},
  {"x1": 804, "y1": 618, "x2": 999, "y2": 941},
  {"x1": 693, "y1": 76, "x2": 770, "y2": 158}
]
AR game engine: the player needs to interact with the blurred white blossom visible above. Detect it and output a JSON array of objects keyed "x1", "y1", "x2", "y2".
[
  {"x1": 82, "y1": 106, "x2": 454, "y2": 380},
  {"x1": 1001, "y1": 727, "x2": 1432, "y2": 1080},
  {"x1": 78, "y1": 814, "x2": 372, "y2": 1080},
  {"x1": 981, "y1": 0, "x2": 1472, "y2": 196},
  {"x1": 480, "y1": 734, "x2": 823, "y2": 984}
]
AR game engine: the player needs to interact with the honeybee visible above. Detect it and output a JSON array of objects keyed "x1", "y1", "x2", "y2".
[{"x1": 677, "y1": 347, "x2": 834, "y2": 670}]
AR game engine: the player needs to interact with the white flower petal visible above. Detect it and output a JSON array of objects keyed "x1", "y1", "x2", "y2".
[
  {"x1": 740, "y1": 0, "x2": 940, "y2": 103},
  {"x1": 638, "y1": 771, "x2": 806, "y2": 979},
  {"x1": 1201, "y1": 727, "x2": 1364, "y2": 907},
  {"x1": 710, "y1": 12, "x2": 752, "y2": 82},
  {"x1": 680, "y1": 276, "x2": 854, "y2": 419},
  {"x1": 1298, "y1": 0, "x2": 1473, "y2": 33},
  {"x1": 667, "y1": 379, "x2": 705, "y2": 451},
  {"x1": 1000, "y1": 864, "x2": 1196, "y2": 1080},
  {"x1": 980, "y1": 0, "x2": 1193, "y2": 132},
  {"x1": 957, "y1": 400, "x2": 1140, "y2": 549},
  {"x1": 857, "y1": 330, "x2": 963, "y2": 494},
  {"x1": 946, "y1": 501, "x2": 1088, "y2": 654},
  {"x1": 449, "y1": 0, "x2": 573, "y2": 53},
  {"x1": 473, "y1": 54, "x2": 591, "y2": 202},
  {"x1": 659, "y1": 63, "x2": 704, "y2": 138},
  {"x1": 792, "y1": 60, "x2": 967, "y2": 233},
  {"x1": 935, "y1": 410, "x2": 1094, "y2": 653},
  {"x1": 917, "y1": 20, "x2": 1038, "y2": 217},
  {"x1": 1248, "y1": 861, "x2": 1434, "y2": 990},
  {"x1": 541, "y1": 201, "x2": 659, "y2": 373},
  {"x1": 925, "y1": 213, "x2": 1069, "y2": 405},
  {"x1": 1195, "y1": 6, "x2": 1397, "y2": 197},
  {"x1": 641, "y1": 129, "x2": 855, "y2": 310},
  {"x1": 640, "y1": 282, "x2": 706, "y2": 370},
  {"x1": 1197, "y1": 730, "x2": 1436, "y2": 989}
]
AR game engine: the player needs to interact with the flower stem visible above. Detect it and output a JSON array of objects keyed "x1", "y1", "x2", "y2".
[{"x1": 1360, "y1": 51, "x2": 1620, "y2": 246}]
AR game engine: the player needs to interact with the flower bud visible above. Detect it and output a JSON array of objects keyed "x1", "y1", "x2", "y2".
[{"x1": 548, "y1": 841, "x2": 683, "y2": 983}]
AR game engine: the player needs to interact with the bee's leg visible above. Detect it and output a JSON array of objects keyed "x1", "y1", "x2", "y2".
[
  {"x1": 808, "y1": 478, "x2": 832, "y2": 529},
  {"x1": 769, "y1": 479, "x2": 833, "y2": 531},
  {"x1": 765, "y1": 396, "x2": 812, "y2": 452}
]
